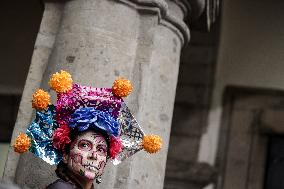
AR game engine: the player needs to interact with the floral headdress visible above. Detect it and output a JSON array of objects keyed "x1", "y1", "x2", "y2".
[{"x1": 14, "y1": 70, "x2": 162, "y2": 165}]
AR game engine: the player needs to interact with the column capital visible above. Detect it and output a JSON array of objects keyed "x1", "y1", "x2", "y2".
[
  {"x1": 44, "y1": 0, "x2": 219, "y2": 42},
  {"x1": 44, "y1": 0, "x2": 190, "y2": 44},
  {"x1": 186, "y1": 0, "x2": 220, "y2": 31},
  {"x1": 117, "y1": 0, "x2": 191, "y2": 45}
]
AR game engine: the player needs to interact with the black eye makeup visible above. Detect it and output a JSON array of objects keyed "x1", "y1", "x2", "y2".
[
  {"x1": 78, "y1": 139, "x2": 93, "y2": 151},
  {"x1": 96, "y1": 144, "x2": 107, "y2": 155}
]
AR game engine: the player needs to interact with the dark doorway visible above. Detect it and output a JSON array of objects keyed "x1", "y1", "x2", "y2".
[
  {"x1": 265, "y1": 136, "x2": 284, "y2": 189},
  {"x1": 216, "y1": 86, "x2": 284, "y2": 189}
]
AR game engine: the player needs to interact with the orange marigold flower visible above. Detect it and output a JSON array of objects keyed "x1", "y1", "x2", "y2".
[
  {"x1": 142, "y1": 135, "x2": 162, "y2": 154},
  {"x1": 112, "y1": 78, "x2": 133, "y2": 97},
  {"x1": 49, "y1": 70, "x2": 73, "y2": 93},
  {"x1": 14, "y1": 133, "x2": 31, "y2": 153},
  {"x1": 32, "y1": 89, "x2": 50, "y2": 111}
]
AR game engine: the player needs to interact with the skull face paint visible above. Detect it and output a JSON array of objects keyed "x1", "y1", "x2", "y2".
[{"x1": 65, "y1": 130, "x2": 108, "y2": 180}]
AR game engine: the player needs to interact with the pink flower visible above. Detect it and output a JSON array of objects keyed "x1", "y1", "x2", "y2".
[
  {"x1": 109, "y1": 136, "x2": 122, "y2": 159},
  {"x1": 53, "y1": 124, "x2": 71, "y2": 150}
]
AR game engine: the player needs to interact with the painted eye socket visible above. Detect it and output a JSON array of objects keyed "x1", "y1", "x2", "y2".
[
  {"x1": 97, "y1": 145, "x2": 107, "y2": 155},
  {"x1": 78, "y1": 140, "x2": 92, "y2": 151}
]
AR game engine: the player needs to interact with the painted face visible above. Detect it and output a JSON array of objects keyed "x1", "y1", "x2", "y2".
[{"x1": 64, "y1": 131, "x2": 108, "y2": 180}]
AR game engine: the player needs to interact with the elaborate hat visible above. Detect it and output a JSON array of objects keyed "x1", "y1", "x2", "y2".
[{"x1": 14, "y1": 70, "x2": 162, "y2": 165}]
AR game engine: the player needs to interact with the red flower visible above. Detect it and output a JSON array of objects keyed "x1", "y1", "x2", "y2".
[
  {"x1": 53, "y1": 124, "x2": 71, "y2": 150},
  {"x1": 109, "y1": 136, "x2": 122, "y2": 159}
]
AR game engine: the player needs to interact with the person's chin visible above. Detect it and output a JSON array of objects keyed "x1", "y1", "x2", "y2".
[{"x1": 84, "y1": 171, "x2": 97, "y2": 180}]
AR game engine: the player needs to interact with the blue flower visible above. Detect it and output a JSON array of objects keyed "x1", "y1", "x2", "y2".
[{"x1": 69, "y1": 107, "x2": 119, "y2": 136}]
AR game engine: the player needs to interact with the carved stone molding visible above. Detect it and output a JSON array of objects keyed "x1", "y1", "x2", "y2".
[
  {"x1": 188, "y1": 0, "x2": 220, "y2": 31},
  {"x1": 43, "y1": 0, "x2": 190, "y2": 45},
  {"x1": 120, "y1": 0, "x2": 190, "y2": 45},
  {"x1": 43, "y1": 0, "x2": 220, "y2": 42}
]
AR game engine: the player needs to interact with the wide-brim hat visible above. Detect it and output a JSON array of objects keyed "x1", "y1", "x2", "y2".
[{"x1": 13, "y1": 70, "x2": 162, "y2": 165}]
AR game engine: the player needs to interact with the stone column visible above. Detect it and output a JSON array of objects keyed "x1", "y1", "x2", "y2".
[{"x1": 2, "y1": 0, "x2": 210, "y2": 188}]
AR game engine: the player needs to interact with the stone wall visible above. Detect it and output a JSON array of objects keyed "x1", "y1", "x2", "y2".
[
  {"x1": 164, "y1": 24, "x2": 220, "y2": 189},
  {"x1": 198, "y1": 0, "x2": 284, "y2": 171}
]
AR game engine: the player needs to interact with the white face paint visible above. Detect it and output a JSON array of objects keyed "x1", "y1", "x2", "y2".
[{"x1": 64, "y1": 131, "x2": 108, "y2": 180}]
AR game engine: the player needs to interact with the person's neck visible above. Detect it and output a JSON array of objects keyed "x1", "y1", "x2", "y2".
[
  {"x1": 67, "y1": 170, "x2": 94, "y2": 189},
  {"x1": 78, "y1": 177, "x2": 93, "y2": 189}
]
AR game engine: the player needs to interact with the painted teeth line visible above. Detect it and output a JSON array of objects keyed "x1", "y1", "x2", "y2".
[{"x1": 83, "y1": 165, "x2": 98, "y2": 171}]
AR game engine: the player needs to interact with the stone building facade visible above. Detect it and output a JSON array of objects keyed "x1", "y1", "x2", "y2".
[
  {"x1": 199, "y1": 0, "x2": 284, "y2": 189},
  {"x1": 1, "y1": 0, "x2": 282, "y2": 189}
]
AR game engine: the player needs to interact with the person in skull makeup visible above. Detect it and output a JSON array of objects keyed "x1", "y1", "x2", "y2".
[
  {"x1": 46, "y1": 106, "x2": 123, "y2": 189},
  {"x1": 13, "y1": 71, "x2": 162, "y2": 189},
  {"x1": 66, "y1": 131, "x2": 108, "y2": 180},
  {"x1": 47, "y1": 130, "x2": 108, "y2": 189}
]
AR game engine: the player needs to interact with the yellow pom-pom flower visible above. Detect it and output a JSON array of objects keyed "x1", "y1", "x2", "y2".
[
  {"x1": 32, "y1": 89, "x2": 50, "y2": 111},
  {"x1": 49, "y1": 70, "x2": 73, "y2": 93},
  {"x1": 112, "y1": 78, "x2": 133, "y2": 97},
  {"x1": 13, "y1": 133, "x2": 31, "y2": 153},
  {"x1": 142, "y1": 135, "x2": 162, "y2": 154}
]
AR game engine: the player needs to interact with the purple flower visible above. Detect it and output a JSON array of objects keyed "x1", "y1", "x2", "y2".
[{"x1": 69, "y1": 107, "x2": 119, "y2": 136}]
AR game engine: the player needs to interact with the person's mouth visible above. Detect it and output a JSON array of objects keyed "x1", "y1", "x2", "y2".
[{"x1": 83, "y1": 164, "x2": 99, "y2": 171}]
